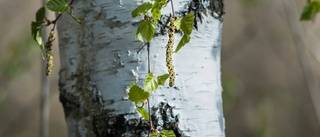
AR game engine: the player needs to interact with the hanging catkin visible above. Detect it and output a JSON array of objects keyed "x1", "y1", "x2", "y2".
[
  {"x1": 45, "y1": 30, "x2": 55, "y2": 76},
  {"x1": 166, "y1": 18, "x2": 175, "y2": 87}
]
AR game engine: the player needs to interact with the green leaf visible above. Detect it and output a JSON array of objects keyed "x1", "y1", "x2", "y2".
[
  {"x1": 301, "y1": 1, "x2": 320, "y2": 21},
  {"x1": 149, "y1": 133, "x2": 158, "y2": 137},
  {"x1": 69, "y1": 13, "x2": 82, "y2": 24},
  {"x1": 174, "y1": 18, "x2": 182, "y2": 31},
  {"x1": 132, "y1": 2, "x2": 153, "y2": 18},
  {"x1": 151, "y1": 0, "x2": 167, "y2": 23},
  {"x1": 161, "y1": 130, "x2": 176, "y2": 137},
  {"x1": 157, "y1": 74, "x2": 169, "y2": 86},
  {"x1": 144, "y1": 73, "x2": 158, "y2": 92},
  {"x1": 180, "y1": 13, "x2": 194, "y2": 35},
  {"x1": 174, "y1": 13, "x2": 194, "y2": 52},
  {"x1": 154, "y1": 0, "x2": 167, "y2": 5},
  {"x1": 128, "y1": 83, "x2": 150, "y2": 102},
  {"x1": 32, "y1": 7, "x2": 46, "y2": 55},
  {"x1": 36, "y1": 7, "x2": 46, "y2": 22},
  {"x1": 31, "y1": 21, "x2": 44, "y2": 53},
  {"x1": 151, "y1": 6, "x2": 161, "y2": 23},
  {"x1": 135, "y1": 102, "x2": 149, "y2": 120},
  {"x1": 175, "y1": 34, "x2": 190, "y2": 52},
  {"x1": 45, "y1": 0, "x2": 69, "y2": 13},
  {"x1": 136, "y1": 20, "x2": 156, "y2": 42},
  {"x1": 136, "y1": 33, "x2": 144, "y2": 42}
]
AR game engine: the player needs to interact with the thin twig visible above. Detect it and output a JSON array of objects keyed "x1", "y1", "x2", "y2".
[
  {"x1": 282, "y1": 0, "x2": 320, "y2": 129},
  {"x1": 145, "y1": 0, "x2": 176, "y2": 135},
  {"x1": 40, "y1": 1, "x2": 51, "y2": 137},
  {"x1": 137, "y1": 43, "x2": 147, "y2": 54},
  {"x1": 39, "y1": 0, "x2": 76, "y2": 136},
  {"x1": 147, "y1": 43, "x2": 151, "y2": 73},
  {"x1": 146, "y1": 43, "x2": 154, "y2": 135},
  {"x1": 51, "y1": 0, "x2": 76, "y2": 30},
  {"x1": 170, "y1": 0, "x2": 175, "y2": 18}
]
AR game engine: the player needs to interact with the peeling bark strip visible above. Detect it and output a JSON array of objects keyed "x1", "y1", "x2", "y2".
[{"x1": 57, "y1": 0, "x2": 225, "y2": 136}]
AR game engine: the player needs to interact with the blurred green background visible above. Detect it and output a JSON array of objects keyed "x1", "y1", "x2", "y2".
[{"x1": 1, "y1": 0, "x2": 320, "y2": 137}]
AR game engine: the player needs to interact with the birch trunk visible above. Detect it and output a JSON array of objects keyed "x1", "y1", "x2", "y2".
[{"x1": 57, "y1": 0, "x2": 225, "y2": 136}]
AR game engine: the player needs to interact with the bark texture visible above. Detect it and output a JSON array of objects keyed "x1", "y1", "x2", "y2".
[{"x1": 57, "y1": 0, "x2": 224, "y2": 136}]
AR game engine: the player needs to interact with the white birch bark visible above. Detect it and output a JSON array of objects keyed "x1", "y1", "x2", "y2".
[{"x1": 57, "y1": 0, "x2": 225, "y2": 136}]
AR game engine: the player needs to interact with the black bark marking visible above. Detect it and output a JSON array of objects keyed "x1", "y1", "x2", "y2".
[
  {"x1": 59, "y1": 83, "x2": 81, "y2": 118},
  {"x1": 188, "y1": 0, "x2": 206, "y2": 30},
  {"x1": 157, "y1": 15, "x2": 171, "y2": 36},
  {"x1": 91, "y1": 102, "x2": 183, "y2": 137},
  {"x1": 59, "y1": 68, "x2": 105, "y2": 118},
  {"x1": 210, "y1": 0, "x2": 225, "y2": 19},
  {"x1": 92, "y1": 113, "x2": 150, "y2": 137},
  {"x1": 152, "y1": 102, "x2": 183, "y2": 137},
  {"x1": 103, "y1": 16, "x2": 130, "y2": 29},
  {"x1": 188, "y1": 0, "x2": 225, "y2": 29}
]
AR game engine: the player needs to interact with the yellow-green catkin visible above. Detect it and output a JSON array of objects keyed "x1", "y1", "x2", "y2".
[
  {"x1": 45, "y1": 31, "x2": 55, "y2": 76},
  {"x1": 166, "y1": 18, "x2": 175, "y2": 87}
]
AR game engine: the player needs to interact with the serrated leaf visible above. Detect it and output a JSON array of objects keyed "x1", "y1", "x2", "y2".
[
  {"x1": 136, "y1": 33, "x2": 144, "y2": 42},
  {"x1": 136, "y1": 20, "x2": 156, "y2": 42},
  {"x1": 31, "y1": 21, "x2": 43, "y2": 45},
  {"x1": 32, "y1": 7, "x2": 46, "y2": 55},
  {"x1": 69, "y1": 13, "x2": 82, "y2": 24},
  {"x1": 128, "y1": 83, "x2": 150, "y2": 102},
  {"x1": 36, "y1": 7, "x2": 46, "y2": 22},
  {"x1": 175, "y1": 34, "x2": 190, "y2": 52},
  {"x1": 154, "y1": 0, "x2": 167, "y2": 4},
  {"x1": 31, "y1": 21, "x2": 44, "y2": 52},
  {"x1": 149, "y1": 133, "x2": 158, "y2": 137},
  {"x1": 135, "y1": 102, "x2": 149, "y2": 120},
  {"x1": 45, "y1": 0, "x2": 69, "y2": 13},
  {"x1": 151, "y1": 0, "x2": 167, "y2": 23},
  {"x1": 174, "y1": 13, "x2": 194, "y2": 52},
  {"x1": 174, "y1": 18, "x2": 182, "y2": 31},
  {"x1": 144, "y1": 73, "x2": 158, "y2": 92},
  {"x1": 132, "y1": 2, "x2": 153, "y2": 18},
  {"x1": 157, "y1": 74, "x2": 169, "y2": 86},
  {"x1": 161, "y1": 130, "x2": 176, "y2": 137},
  {"x1": 130, "y1": 82, "x2": 135, "y2": 87},
  {"x1": 300, "y1": 1, "x2": 320, "y2": 20},
  {"x1": 151, "y1": 6, "x2": 161, "y2": 23},
  {"x1": 180, "y1": 13, "x2": 194, "y2": 35}
]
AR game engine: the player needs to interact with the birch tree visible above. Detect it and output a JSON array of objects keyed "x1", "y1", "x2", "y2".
[{"x1": 32, "y1": 0, "x2": 225, "y2": 136}]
